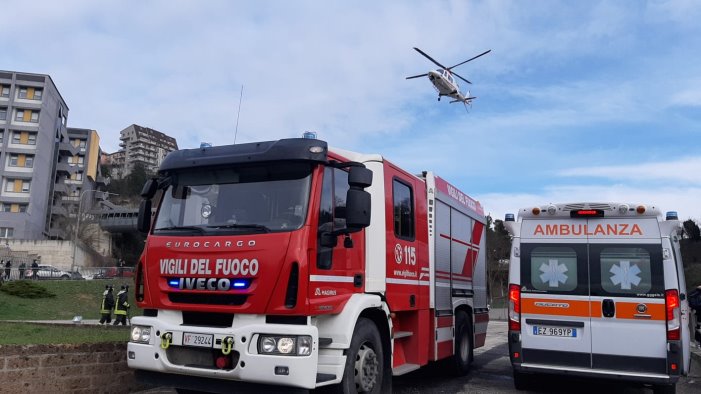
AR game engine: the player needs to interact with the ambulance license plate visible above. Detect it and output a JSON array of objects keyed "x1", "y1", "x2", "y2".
[
  {"x1": 183, "y1": 332, "x2": 214, "y2": 348},
  {"x1": 533, "y1": 326, "x2": 576, "y2": 337}
]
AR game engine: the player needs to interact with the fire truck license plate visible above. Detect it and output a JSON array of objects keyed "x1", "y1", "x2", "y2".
[
  {"x1": 183, "y1": 333, "x2": 214, "y2": 347},
  {"x1": 533, "y1": 326, "x2": 576, "y2": 337}
]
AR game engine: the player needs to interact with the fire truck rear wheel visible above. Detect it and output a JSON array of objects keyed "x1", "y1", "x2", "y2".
[
  {"x1": 452, "y1": 310, "x2": 473, "y2": 375},
  {"x1": 341, "y1": 317, "x2": 384, "y2": 394}
]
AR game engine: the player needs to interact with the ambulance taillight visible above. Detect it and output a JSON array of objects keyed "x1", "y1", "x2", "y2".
[
  {"x1": 665, "y1": 289, "x2": 681, "y2": 341},
  {"x1": 508, "y1": 284, "x2": 521, "y2": 331}
]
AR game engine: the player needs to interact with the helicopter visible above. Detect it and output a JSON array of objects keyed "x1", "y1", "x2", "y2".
[{"x1": 406, "y1": 47, "x2": 491, "y2": 109}]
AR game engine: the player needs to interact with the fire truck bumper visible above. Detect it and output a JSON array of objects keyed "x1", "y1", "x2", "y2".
[{"x1": 127, "y1": 315, "x2": 321, "y2": 389}]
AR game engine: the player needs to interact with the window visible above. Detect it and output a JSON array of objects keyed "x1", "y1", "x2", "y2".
[
  {"x1": 1, "y1": 204, "x2": 27, "y2": 213},
  {"x1": 529, "y1": 246, "x2": 579, "y2": 292},
  {"x1": 10, "y1": 131, "x2": 36, "y2": 146},
  {"x1": 4, "y1": 179, "x2": 30, "y2": 193},
  {"x1": 0, "y1": 227, "x2": 13, "y2": 238},
  {"x1": 18, "y1": 87, "x2": 42, "y2": 100},
  {"x1": 0, "y1": 107, "x2": 6, "y2": 120},
  {"x1": 9, "y1": 153, "x2": 34, "y2": 168},
  {"x1": 15, "y1": 109, "x2": 39, "y2": 123},
  {"x1": 392, "y1": 179, "x2": 415, "y2": 239},
  {"x1": 598, "y1": 247, "x2": 656, "y2": 296},
  {"x1": 316, "y1": 167, "x2": 350, "y2": 269},
  {"x1": 70, "y1": 172, "x2": 83, "y2": 181},
  {"x1": 0, "y1": 85, "x2": 8, "y2": 98},
  {"x1": 0, "y1": 131, "x2": 3, "y2": 144}
]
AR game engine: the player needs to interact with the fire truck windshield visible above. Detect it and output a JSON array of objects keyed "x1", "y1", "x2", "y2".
[{"x1": 152, "y1": 162, "x2": 312, "y2": 234}]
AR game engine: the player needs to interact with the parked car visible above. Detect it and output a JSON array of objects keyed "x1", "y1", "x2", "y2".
[
  {"x1": 34, "y1": 265, "x2": 81, "y2": 280},
  {"x1": 93, "y1": 267, "x2": 134, "y2": 279}
]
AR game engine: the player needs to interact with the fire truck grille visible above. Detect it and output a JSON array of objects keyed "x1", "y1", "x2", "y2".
[
  {"x1": 165, "y1": 346, "x2": 239, "y2": 370},
  {"x1": 168, "y1": 293, "x2": 247, "y2": 306}
]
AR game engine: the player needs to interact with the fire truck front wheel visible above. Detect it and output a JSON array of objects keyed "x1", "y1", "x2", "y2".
[
  {"x1": 451, "y1": 310, "x2": 473, "y2": 376},
  {"x1": 336, "y1": 317, "x2": 384, "y2": 394}
]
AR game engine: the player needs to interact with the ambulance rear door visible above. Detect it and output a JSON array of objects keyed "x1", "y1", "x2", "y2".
[
  {"x1": 519, "y1": 220, "x2": 592, "y2": 369},
  {"x1": 588, "y1": 218, "x2": 668, "y2": 375}
]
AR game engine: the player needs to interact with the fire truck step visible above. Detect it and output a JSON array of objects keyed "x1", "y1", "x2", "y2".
[
  {"x1": 392, "y1": 363, "x2": 420, "y2": 376},
  {"x1": 393, "y1": 331, "x2": 413, "y2": 339},
  {"x1": 316, "y1": 373, "x2": 336, "y2": 383}
]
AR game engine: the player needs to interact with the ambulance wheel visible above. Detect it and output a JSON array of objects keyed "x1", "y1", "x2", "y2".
[
  {"x1": 451, "y1": 310, "x2": 473, "y2": 375},
  {"x1": 340, "y1": 317, "x2": 384, "y2": 394},
  {"x1": 652, "y1": 383, "x2": 676, "y2": 394},
  {"x1": 513, "y1": 370, "x2": 530, "y2": 391}
]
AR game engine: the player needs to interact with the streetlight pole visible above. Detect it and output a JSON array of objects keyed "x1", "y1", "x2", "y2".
[{"x1": 71, "y1": 190, "x2": 118, "y2": 272}]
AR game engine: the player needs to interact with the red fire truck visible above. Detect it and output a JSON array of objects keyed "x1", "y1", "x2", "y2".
[{"x1": 127, "y1": 137, "x2": 489, "y2": 392}]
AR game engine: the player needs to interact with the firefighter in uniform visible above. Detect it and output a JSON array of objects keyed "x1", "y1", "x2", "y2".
[
  {"x1": 113, "y1": 285, "x2": 130, "y2": 325},
  {"x1": 99, "y1": 285, "x2": 115, "y2": 324}
]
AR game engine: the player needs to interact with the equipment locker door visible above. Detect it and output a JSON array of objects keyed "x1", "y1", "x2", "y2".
[
  {"x1": 589, "y1": 242, "x2": 667, "y2": 374},
  {"x1": 519, "y1": 242, "x2": 592, "y2": 368}
]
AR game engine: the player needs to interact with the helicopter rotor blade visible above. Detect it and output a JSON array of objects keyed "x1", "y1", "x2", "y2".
[
  {"x1": 406, "y1": 73, "x2": 429, "y2": 80},
  {"x1": 413, "y1": 47, "x2": 448, "y2": 70},
  {"x1": 451, "y1": 71, "x2": 472, "y2": 85},
  {"x1": 447, "y1": 49, "x2": 491, "y2": 70}
]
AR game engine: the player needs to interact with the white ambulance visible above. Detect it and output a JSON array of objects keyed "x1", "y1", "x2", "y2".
[{"x1": 504, "y1": 203, "x2": 690, "y2": 394}]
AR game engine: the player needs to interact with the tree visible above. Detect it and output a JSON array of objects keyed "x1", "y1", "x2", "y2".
[
  {"x1": 486, "y1": 215, "x2": 512, "y2": 303},
  {"x1": 683, "y1": 219, "x2": 701, "y2": 242}
]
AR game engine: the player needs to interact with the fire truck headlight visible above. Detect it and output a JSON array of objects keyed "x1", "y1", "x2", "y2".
[
  {"x1": 297, "y1": 336, "x2": 312, "y2": 356},
  {"x1": 259, "y1": 335, "x2": 311, "y2": 356},
  {"x1": 261, "y1": 337, "x2": 277, "y2": 353},
  {"x1": 277, "y1": 337, "x2": 295, "y2": 354},
  {"x1": 130, "y1": 326, "x2": 151, "y2": 343}
]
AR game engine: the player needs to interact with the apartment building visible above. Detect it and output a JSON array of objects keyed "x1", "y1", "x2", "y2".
[
  {"x1": 0, "y1": 71, "x2": 104, "y2": 241},
  {"x1": 63, "y1": 127, "x2": 106, "y2": 217},
  {"x1": 0, "y1": 71, "x2": 70, "y2": 240},
  {"x1": 116, "y1": 124, "x2": 178, "y2": 177}
]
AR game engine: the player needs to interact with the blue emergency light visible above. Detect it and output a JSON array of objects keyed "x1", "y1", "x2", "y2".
[{"x1": 666, "y1": 211, "x2": 679, "y2": 220}]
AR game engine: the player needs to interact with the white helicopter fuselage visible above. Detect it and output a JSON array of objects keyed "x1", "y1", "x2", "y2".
[{"x1": 428, "y1": 69, "x2": 460, "y2": 97}]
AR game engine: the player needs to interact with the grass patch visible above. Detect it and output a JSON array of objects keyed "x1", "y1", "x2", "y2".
[
  {"x1": 0, "y1": 280, "x2": 140, "y2": 321},
  {"x1": 0, "y1": 280, "x2": 56, "y2": 298},
  {"x1": 0, "y1": 321, "x2": 130, "y2": 345}
]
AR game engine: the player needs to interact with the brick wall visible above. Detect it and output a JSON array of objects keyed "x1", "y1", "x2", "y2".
[{"x1": 0, "y1": 342, "x2": 147, "y2": 393}]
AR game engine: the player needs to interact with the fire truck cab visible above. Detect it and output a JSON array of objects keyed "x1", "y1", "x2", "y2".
[
  {"x1": 127, "y1": 137, "x2": 489, "y2": 392},
  {"x1": 505, "y1": 202, "x2": 690, "y2": 394}
]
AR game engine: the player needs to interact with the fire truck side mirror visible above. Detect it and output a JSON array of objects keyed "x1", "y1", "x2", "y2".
[
  {"x1": 137, "y1": 199, "x2": 152, "y2": 234},
  {"x1": 345, "y1": 166, "x2": 372, "y2": 232},
  {"x1": 345, "y1": 189, "x2": 371, "y2": 232},
  {"x1": 141, "y1": 178, "x2": 158, "y2": 199},
  {"x1": 348, "y1": 166, "x2": 372, "y2": 188}
]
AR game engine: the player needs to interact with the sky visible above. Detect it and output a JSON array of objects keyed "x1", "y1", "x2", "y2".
[{"x1": 2, "y1": 0, "x2": 700, "y2": 222}]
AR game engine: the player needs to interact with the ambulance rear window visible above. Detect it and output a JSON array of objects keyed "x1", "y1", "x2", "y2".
[
  {"x1": 529, "y1": 246, "x2": 579, "y2": 292},
  {"x1": 597, "y1": 247, "x2": 656, "y2": 296}
]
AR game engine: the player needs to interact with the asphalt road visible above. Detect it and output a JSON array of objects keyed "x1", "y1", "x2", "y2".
[
  {"x1": 135, "y1": 320, "x2": 701, "y2": 393},
  {"x1": 394, "y1": 321, "x2": 701, "y2": 394}
]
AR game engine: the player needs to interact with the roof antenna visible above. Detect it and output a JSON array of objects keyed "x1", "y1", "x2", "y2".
[{"x1": 234, "y1": 85, "x2": 244, "y2": 144}]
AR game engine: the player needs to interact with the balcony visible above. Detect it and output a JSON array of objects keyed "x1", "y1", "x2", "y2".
[
  {"x1": 51, "y1": 204, "x2": 68, "y2": 217},
  {"x1": 56, "y1": 162, "x2": 78, "y2": 175},
  {"x1": 53, "y1": 183, "x2": 68, "y2": 194},
  {"x1": 59, "y1": 141, "x2": 78, "y2": 156},
  {"x1": 47, "y1": 227, "x2": 69, "y2": 240}
]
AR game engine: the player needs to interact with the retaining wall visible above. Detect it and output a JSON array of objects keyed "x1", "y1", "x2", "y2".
[{"x1": 0, "y1": 342, "x2": 146, "y2": 393}]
